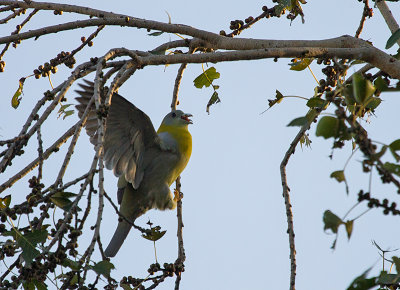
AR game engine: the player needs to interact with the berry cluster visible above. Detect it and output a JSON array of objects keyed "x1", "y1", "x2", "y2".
[
  {"x1": 358, "y1": 190, "x2": 400, "y2": 215},
  {"x1": 219, "y1": 5, "x2": 278, "y2": 37},
  {"x1": 121, "y1": 276, "x2": 146, "y2": 289},
  {"x1": 33, "y1": 51, "x2": 76, "y2": 79}
]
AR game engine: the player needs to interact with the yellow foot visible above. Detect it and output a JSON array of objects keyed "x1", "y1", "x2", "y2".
[{"x1": 173, "y1": 189, "x2": 184, "y2": 202}]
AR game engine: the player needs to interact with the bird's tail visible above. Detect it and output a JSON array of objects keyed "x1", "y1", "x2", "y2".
[
  {"x1": 104, "y1": 220, "x2": 132, "y2": 257},
  {"x1": 104, "y1": 183, "x2": 149, "y2": 257}
]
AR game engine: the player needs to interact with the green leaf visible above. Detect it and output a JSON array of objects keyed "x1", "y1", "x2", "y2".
[
  {"x1": 390, "y1": 149, "x2": 400, "y2": 162},
  {"x1": 345, "y1": 220, "x2": 354, "y2": 239},
  {"x1": 206, "y1": 91, "x2": 221, "y2": 114},
  {"x1": 33, "y1": 280, "x2": 47, "y2": 290},
  {"x1": 23, "y1": 229, "x2": 48, "y2": 245},
  {"x1": 142, "y1": 226, "x2": 167, "y2": 242},
  {"x1": 383, "y1": 162, "x2": 400, "y2": 176},
  {"x1": 148, "y1": 31, "x2": 164, "y2": 36},
  {"x1": 193, "y1": 67, "x2": 220, "y2": 89},
  {"x1": 365, "y1": 97, "x2": 381, "y2": 110},
  {"x1": 50, "y1": 192, "x2": 78, "y2": 211},
  {"x1": 90, "y1": 260, "x2": 115, "y2": 277},
  {"x1": 343, "y1": 84, "x2": 356, "y2": 113},
  {"x1": 58, "y1": 104, "x2": 75, "y2": 120},
  {"x1": 267, "y1": 90, "x2": 285, "y2": 110},
  {"x1": 12, "y1": 78, "x2": 25, "y2": 109},
  {"x1": 306, "y1": 97, "x2": 328, "y2": 108},
  {"x1": 23, "y1": 281, "x2": 35, "y2": 290},
  {"x1": 374, "y1": 76, "x2": 400, "y2": 93},
  {"x1": 0, "y1": 195, "x2": 11, "y2": 209},
  {"x1": 275, "y1": 0, "x2": 291, "y2": 15},
  {"x1": 289, "y1": 58, "x2": 313, "y2": 71},
  {"x1": 323, "y1": 210, "x2": 343, "y2": 234},
  {"x1": 371, "y1": 145, "x2": 387, "y2": 161},
  {"x1": 347, "y1": 267, "x2": 377, "y2": 290},
  {"x1": 53, "y1": 192, "x2": 77, "y2": 198},
  {"x1": 330, "y1": 170, "x2": 349, "y2": 194},
  {"x1": 62, "y1": 258, "x2": 81, "y2": 271},
  {"x1": 287, "y1": 116, "x2": 308, "y2": 127},
  {"x1": 389, "y1": 140, "x2": 400, "y2": 162},
  {"x1": 330, "y1": 170, "x2": 345, "y2": 183},
  {"x1": 12, "y1": 229, "x2": 49, "y2": 266},
  {"x1": 374, "y1": 76, "x2": 388, "y2": 92},
  {"x1": 377, "y1": 271, "x2": 400, "y2": 285},
  {"x1": 386, "y1": 28, "x2": 400, "y2": 49},
  {"x1": 69, "y1": 274, "x2": 78, "y2": 284},
  {"x1": 390, "y1": 140, "x2": 400, "y2": 151},
  {"x1": 275, "y1": 90, "x2": 284, "y2": 100},
  {"x1": 352, "y1": 73, "x2": 376, "y2": 105},
  {"x1": 315, "y1": 116, "x2": 339, "y2": 139},
  {"x1": 59, "y1": 104, "x2": 72, "y2": 112}
]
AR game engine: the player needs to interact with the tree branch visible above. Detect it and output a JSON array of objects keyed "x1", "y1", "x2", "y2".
[
  {"x1": 376, "y1": 0, "x2": 400, "y2": 36},
  {"x1": 0, "y1": 125, "x2": 75, "y2": 193},
  {"x1": 355, "y1": 0, "x2": 372, "y2": 38},
  {"x1": 171, "y1": 63, "x2": 188, "y2": 111},
  {"x1": 174, "y1": 176, "x2": 185, "y2": 290},
  {"x1": 280, "y1": 110, "x2": 320, "y2": 290}
]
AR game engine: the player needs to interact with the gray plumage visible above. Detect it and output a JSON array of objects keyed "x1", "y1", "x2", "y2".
[{"x1": 75, "y1": 80, "x2": 193, "y2": 257}]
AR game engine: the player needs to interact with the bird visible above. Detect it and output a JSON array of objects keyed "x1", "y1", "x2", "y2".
[{"x1": 75, "y1": 80, "x2": 192, "y2": 257}]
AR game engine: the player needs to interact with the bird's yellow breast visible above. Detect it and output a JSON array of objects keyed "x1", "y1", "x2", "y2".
[{"x1": 157, "y1": 124, "x2": 192, "y2": 162}]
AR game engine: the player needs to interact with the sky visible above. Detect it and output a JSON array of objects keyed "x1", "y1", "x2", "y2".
[{"x1": 1, "y1": 1, "x2": 400, "y2": 289}]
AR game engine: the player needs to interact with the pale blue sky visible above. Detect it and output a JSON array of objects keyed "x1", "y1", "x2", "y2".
[{"x1": 1, "y1": 1, "x2": 400, "y2": 289}]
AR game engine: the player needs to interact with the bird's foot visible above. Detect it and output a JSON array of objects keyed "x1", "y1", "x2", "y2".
[{"x1": 173, "y1": 189, "x2": 184, "y2": 202}]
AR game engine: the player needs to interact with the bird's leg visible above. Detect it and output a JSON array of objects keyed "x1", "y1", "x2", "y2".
[{"x1": 173, "y1": 188, "x2": 184, "y2": 202}]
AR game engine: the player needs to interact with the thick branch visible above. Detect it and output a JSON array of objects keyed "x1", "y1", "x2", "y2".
[
  {"x1": 134, "y1": 46, "x2": 400, "y2": 79},
  {"x1": 376, "y1": 1, "x2": 400, "y2": 35}
]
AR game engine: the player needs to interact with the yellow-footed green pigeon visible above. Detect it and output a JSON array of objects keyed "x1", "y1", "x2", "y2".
[{"x1": 75, "y1": 80, "x2": 192, "y2": 257}]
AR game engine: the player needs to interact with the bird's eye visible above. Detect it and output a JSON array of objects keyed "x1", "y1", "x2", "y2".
[{"x1": 172, "y1": 112, "x2": 176, "y2": 118}]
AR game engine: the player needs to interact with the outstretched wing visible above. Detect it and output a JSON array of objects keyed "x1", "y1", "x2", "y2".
[{"x1": 75, "y1": 80, "x2": 162, "y2": 189}]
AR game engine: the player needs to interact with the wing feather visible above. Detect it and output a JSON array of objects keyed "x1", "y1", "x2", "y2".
[{"x1": 75, "y1": 80, "x2": 163, "y2": 188}]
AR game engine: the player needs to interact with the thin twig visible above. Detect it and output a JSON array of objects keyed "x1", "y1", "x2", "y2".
[
  {"x1": 171, "y1": 63, "x2": 188, "y2": 111},
  {"x1": 355, "y1": 0, "x2": 371, "y2": 38},
  {"x1": 103, "y1": 191, "x2": 148, "y2": 234},
  {"x1": 0, "y1": 134, "x2": 28, "y2": 146},
  {"x1": 36, "y1": 126, "x2": 43, "y2": 181},
  {"x1": 0, "y1": 125, "x2": 76, "y2": 193},
  {"x1": 280, "y1": 110, "x2": 321, "y2": 290},
  {"x1": 0, "y1": 257, "x2": 20, "y2": 282},
  {"x1": 67, "y1": 25, "x2": 105, "y2": 60},
  {"x1": 0, "y1": 8, "x2": 38, "y2": 60},
  {"x1": 54, "y1": 94, "x2": 94, "y2": 187},
  {"x1": 43, "y1": 156, "x2": 98, "y2": 254},
  {"x1": 80, "y1": 56, "x2": 108, "y2": 265},
  {"x1": 0, "y1": 3, "x2": 18, "y2": 12},
  {"x1": 0, "y1": 7, "x2": 24, "y2": 24}
]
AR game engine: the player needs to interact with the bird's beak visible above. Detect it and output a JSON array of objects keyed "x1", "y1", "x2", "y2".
[{"x1": 181, "y1": 113, "x2": 193, "y2": 124}]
